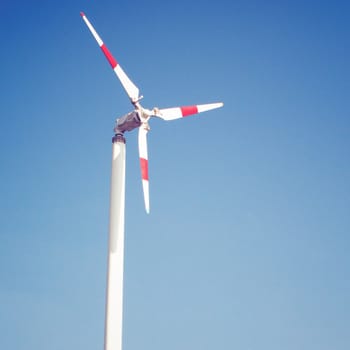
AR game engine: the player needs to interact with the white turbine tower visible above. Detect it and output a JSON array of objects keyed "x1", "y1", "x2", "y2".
[{"x1": 81, "y1": 12, "x2": 223, "y2": 350}]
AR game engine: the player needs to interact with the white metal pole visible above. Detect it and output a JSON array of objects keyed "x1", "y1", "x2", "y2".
[{"x1": 104, "y1": 134, "x2": 126, "y2": 350}]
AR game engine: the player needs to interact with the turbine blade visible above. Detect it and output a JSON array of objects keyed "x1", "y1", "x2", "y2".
[
  {"x1": 154, "y1": 102, "x2": 223, "y2": 121},
  {"x1": 138, "y1": 126, "x2": 150, "y2": 213},
  {"x1": 80, "y1": 12, "x2": 140, "y2": 103}
]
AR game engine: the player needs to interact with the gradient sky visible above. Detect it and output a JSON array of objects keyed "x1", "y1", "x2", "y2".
[{"x1": 1, "y1": 1, "x2": 349, "y2": 349}]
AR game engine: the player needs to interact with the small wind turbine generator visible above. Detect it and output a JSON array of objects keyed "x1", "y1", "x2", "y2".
[{"x1": 81, "y1": 12, "x2": 223, "y2": 350}]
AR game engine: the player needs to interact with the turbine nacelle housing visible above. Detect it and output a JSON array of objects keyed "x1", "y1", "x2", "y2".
[{"x1": 114, "y1": 111, "x2": 141, "y2": 135}]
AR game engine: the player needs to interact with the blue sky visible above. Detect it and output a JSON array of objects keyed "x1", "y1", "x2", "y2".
[{"x1": 1, "y1": 0, "x2": 349, "y2": 349}]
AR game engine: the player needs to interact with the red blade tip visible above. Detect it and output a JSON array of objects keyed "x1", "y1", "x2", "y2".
[{"x1": 80, "y1": 12, "x2": 85, "y2": 17}]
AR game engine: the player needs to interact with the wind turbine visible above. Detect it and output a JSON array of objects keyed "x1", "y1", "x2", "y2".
[{"x1": 80, "y1": 12, "x2": 223, "y2": 350}]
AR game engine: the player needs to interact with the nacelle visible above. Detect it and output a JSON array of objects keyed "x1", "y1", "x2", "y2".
[{"x1": 114, "y1": 111, "x2": 141, "y2": 135}]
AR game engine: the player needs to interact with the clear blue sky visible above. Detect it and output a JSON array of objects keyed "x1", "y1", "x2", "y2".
[{"x1": 1, "y1": 0, "x2": 349, "y2": 349}]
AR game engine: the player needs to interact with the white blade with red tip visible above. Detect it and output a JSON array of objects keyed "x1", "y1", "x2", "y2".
[
  {"x1": 154, "y1": 102, "x2": 223, "y2": 121},
  {"x1": 80, "y1": 12, "x2": 140, "y2": 102},
  {"x1": 138, "y1": 126, "x2": 150, "y2": 214}
]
